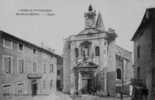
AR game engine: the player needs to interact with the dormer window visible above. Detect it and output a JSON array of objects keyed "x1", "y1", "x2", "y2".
[
  {"x1": 19, "y1": 44, "x2": 23, "y2": 50},
  {"x1": 33, "y1": 49, "x2": 36, "y2": 54}
]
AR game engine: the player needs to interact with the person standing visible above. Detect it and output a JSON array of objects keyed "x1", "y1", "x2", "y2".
[
  {"x1": 129, "y1": 85, "x2": 133, "y2": 96},
  {"x1": 131, "y1": 85, "x2": 137, "y2": 100},
  {"x1": 142, "y1": 85, "x2": 148, "y2": 100}
]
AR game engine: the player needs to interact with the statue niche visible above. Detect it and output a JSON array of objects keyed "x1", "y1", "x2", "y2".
[{"x1": 80, "y1": 41, "x2": 92, "y2": 60}]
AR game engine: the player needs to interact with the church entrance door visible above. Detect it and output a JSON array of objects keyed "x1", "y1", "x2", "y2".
[{"x1": 87, "y1": 79, "x2": 93, "y2": 94}]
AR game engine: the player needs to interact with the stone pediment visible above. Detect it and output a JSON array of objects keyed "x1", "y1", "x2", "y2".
[
  {"x1": 75, "y1": 61, "x2": 98, "y2": 68},
  {"x1": 78, "y1": 28, "x2": 104, "y2": 35},
  {"x1": 73, "y1": 62, "x2": 98, "y2": 73}
]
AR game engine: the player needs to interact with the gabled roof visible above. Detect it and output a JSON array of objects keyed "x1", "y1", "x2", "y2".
[
  {"x1": 0, "y1": 30, "x2": 60, "y2": 58},
  {"x1": 131, "y1": 8, "x2": 155, "y2": 41},
  {"x1": 77, "y1": 28, "x2": 104, "y2": 35}
]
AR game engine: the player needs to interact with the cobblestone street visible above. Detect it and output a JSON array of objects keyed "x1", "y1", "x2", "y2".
[
  {"x1": 72, "y1": 95, "x2": 131, "y2": 100},
  {"x1": 14, "y1": 92, "x2": 72, "y2": 100},
  {"x1": 14, "y1": 92, "x2": 131, "y2": 100}
]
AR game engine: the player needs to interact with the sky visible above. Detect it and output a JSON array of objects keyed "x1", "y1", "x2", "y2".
[{"x1": 0, "y1": 0, "x2": 155, "y2": 55}]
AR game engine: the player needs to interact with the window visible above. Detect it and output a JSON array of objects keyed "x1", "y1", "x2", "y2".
[
  {"x1": 43, "y1": 64, "x2": 46, "y2": 73},
  {"x1": 43, "y1": 80, "x2": 46, "y2": 89},
  {"x1": 17, "y1": 83, "x2": 24, "y2": 95},
  {"x1": 17, "y1": 88, "x2": 22, "y2": 95},
  {"x1": 75, "y1": 48, "x2": 79, "y2": 57},
  {"x1": 50, "y1": 80, "x2": 53, "y2": 89},
  {"x1": 50, "y1": 64, "x2": 53, "y2": 72},
  {"x1": 57, "y1": 70, "x2": 61, "y2": 75},
  {"x1": 116, "y1": 68, "x2": 121, "y2": 79},
  {"x1": 152, "y1": 68, "x2": 155, "y2": 87},
  {"x1": 57, "y1": 80, "x2": 61, "y2": 89},
  {"x1": 3, "y1": 84, "x2": 11, "y2": 98},
  {"x1": 137, "y1": 67, "x2": 140, "y2": 79},
  {"x1": 137, "y1": 45, "x2": 141, "y2": 58},
  {"x1": 95, "y1": 46, "x2": 100, "y2": 56},
  {"x1": 18, "y1": 59, "x2": 24, "y2": 73},
  {"x1": 33, "y1": 49, "x2": 36, "y2": 54},
  {"x1": 19, "y1": 44, "x2": 23, "y2": 51},
  {"x1": 104, "y1": 41, "x2": 107, "y2": 46},
  {"x1": 3, "y1": 39, "x2": 13, "y2": 49},
  {"x1": 33, "y1": 62, "x2": 37, "y2": 72},
  {"x1": 3, "y1": 56, "x2": 12, "y2": 73}
]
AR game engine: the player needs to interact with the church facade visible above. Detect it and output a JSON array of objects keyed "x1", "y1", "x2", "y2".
[{"x1": 63, "y1": 5, "x2": 133, "y2": 96}]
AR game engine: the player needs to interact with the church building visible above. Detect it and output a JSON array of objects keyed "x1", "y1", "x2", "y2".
[{"x1": 63, "y1": 5, "x2": 133, "y2": 96}]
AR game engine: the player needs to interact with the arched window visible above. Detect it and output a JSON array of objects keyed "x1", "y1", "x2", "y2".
[
  {"x1": 95, "y1": 46, "x2": 100, "y2": 56},
  {"x1": 33, "y1": 62, "x2": 37, "y2": 72},
  {"x1": 75, "y1": 48, "x2": 79, "y2": 57},
  {"x1": 116, "y1": 68, "x2": 121, "y2": 79}
]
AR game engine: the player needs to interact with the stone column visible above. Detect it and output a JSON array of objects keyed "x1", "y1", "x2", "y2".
[
  {"x1": 70, "y1": 71, "x2": 76, "y2": 95},
  {"x1": 78, "y1": 72, "x2": 82, "y2": 94}
]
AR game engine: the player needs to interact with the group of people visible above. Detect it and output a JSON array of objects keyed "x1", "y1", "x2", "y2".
[{"x1": 131, "y1": 84, "x2": 149, "y2": 100}]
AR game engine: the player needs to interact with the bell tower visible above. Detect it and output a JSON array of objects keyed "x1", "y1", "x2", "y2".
[{"x1": 84, "y1": 5, "x2": 96, "y2": 28}]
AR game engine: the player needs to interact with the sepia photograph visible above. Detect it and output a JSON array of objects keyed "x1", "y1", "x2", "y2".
[{"x1": 0, "y1": 0, "x2": 155, "y2": 100}]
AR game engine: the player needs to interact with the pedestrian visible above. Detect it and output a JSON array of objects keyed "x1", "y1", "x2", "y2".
[
  {"x1": 132, "y1": 85, "x2": 143, "y2": 100},
  {"x1": 129, "y1": 85, "x2": 133, "y2": 96},
  {"x1": 131, "y1": 85, "x2": 137, "y2": 100},
  {"x1": 142, "y1": 85, "x2": 148, "y2": 100}
]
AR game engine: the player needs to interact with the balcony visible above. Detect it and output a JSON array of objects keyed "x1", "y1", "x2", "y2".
[{"x1": 27, "y1": 73, "x2": 42, "y2": 79}]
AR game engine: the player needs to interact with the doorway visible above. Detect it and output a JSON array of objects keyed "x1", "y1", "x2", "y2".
[
  {"x1": 31, "y1": 80, "x2": 38, "y2": 96},
  {"x1": 87, "y1": 79, "x2": 94, "y2": 94},
  {"x1": 81, "y1": 79, "x2": 94, "y2": 94}
]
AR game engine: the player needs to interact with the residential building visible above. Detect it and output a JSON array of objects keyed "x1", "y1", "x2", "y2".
[
  {"x1": 131, "y1": 8, "x2": 155, "y2": 100},
  {"x1": 56, "y1": 55, "x2": 63, "y2": 91},
  {"x1": 0, "y1": 30, "x2": 58, "y2": 100},
  {"x1": 63, "y1": 5, "x2": 133, "y2": 96}
]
